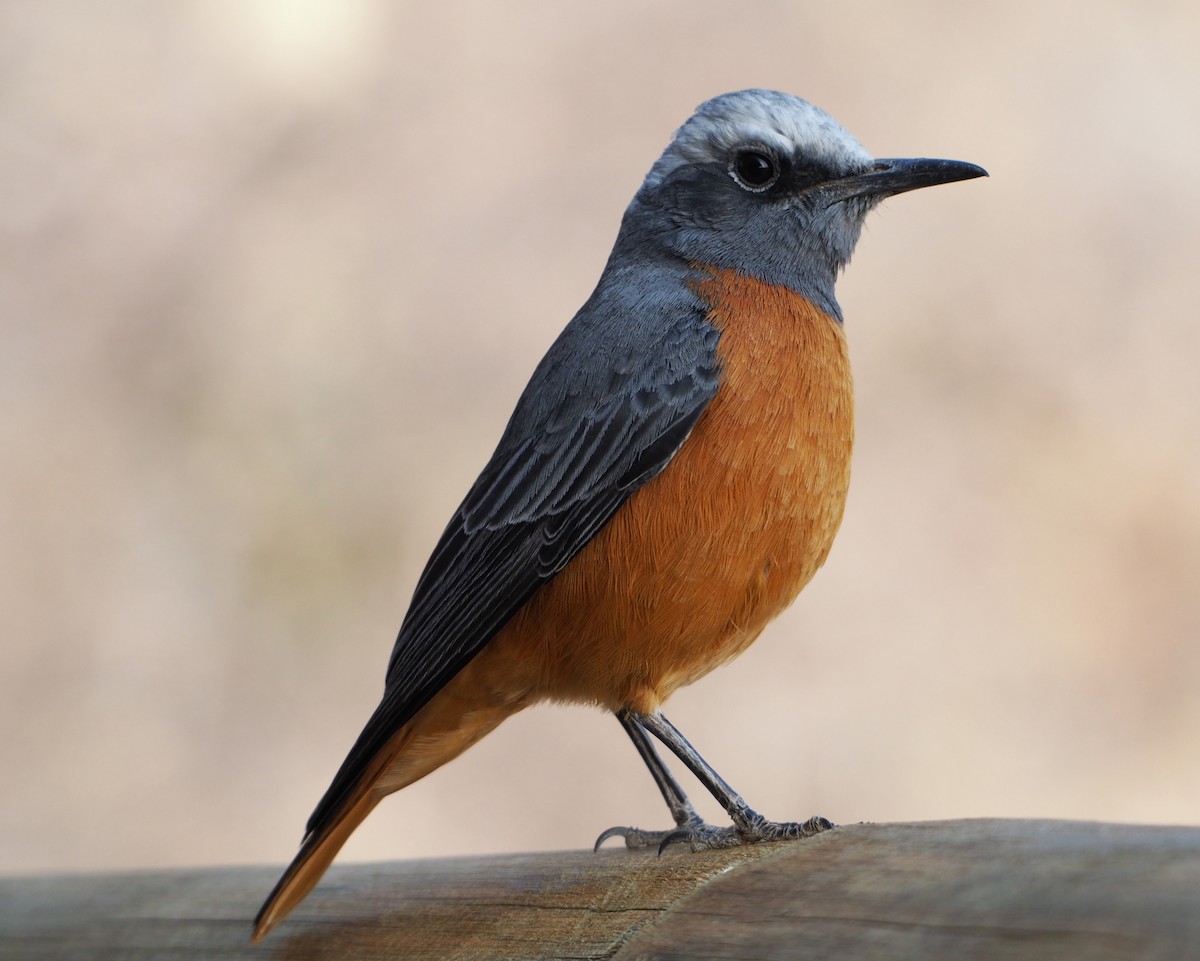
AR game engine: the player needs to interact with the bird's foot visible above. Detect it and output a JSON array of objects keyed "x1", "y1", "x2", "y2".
[
  {"x1": 595, "y1": 812, "x2": 834, "y2": 854},
  {"x1": 658, "y1": 813, "x2": 835, "y2": 852},
  {"x1": 594, "y1": 813, "x2": 710, "y2": 853}
]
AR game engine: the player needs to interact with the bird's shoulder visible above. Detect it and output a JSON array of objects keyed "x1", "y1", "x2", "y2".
[{"x1": 460, "y1": 257, "x2": 722, "y2": 531}]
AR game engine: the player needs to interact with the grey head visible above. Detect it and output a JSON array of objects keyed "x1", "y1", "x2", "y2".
[{"x1": 616, "y1": 89, "x2": 986, "y2": 320}]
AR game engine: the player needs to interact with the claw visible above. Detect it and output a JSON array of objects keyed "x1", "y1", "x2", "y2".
[
  {"x1": 593, "y1": 826, "x2": 638, "y2": 852},
  {"x1": 594, "y1": 813, "x2": 711, "y2": 853},
  {"x1": 657, "y1": 828, "x2": 693, "y2": 855}
]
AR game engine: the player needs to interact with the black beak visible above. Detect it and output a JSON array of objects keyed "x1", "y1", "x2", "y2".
[{"x1": 822, "y1": 157, "x2": 988, "y2": 204}]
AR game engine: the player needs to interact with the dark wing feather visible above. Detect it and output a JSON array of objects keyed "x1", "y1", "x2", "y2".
[{"x1": 304, "y1": 268, "x2": 720, "y2": 840}]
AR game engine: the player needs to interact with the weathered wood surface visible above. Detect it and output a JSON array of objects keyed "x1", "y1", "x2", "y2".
[{"x1": 2, "y1": 819, "x2": 1199, "y2": 960}]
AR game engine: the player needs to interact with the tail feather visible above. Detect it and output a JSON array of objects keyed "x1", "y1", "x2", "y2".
[
  {"x1": 251, "y1": 787, "x2": 381, "y2": 943},
  {"x1": 251, "y1": 668, "x2": 521, "y2": 941}
]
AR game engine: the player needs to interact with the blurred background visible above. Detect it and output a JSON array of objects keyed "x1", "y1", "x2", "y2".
[{"x1": 2, "y1": 0, "x2": 1198, "y2": 877}]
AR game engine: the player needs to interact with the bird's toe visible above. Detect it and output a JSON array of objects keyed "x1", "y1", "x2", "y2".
[
  {"x1": 657, "y1": 813, "x2": 836, "y2": 852},
  {"x1": 593, "y1": 812, "x2": 712, "y2": 852}
]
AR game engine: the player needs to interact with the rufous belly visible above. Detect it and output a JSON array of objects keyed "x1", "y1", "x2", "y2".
[{"x1": 468, "y1": 266, "x2": 855, "y2": 716}]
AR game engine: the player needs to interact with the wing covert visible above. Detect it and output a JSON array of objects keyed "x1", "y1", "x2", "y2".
[{"x1": 304, "y1": 263, "x2": 721, "y2": 840}]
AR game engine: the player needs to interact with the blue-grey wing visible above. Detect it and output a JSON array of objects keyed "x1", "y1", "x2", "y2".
[{"x1": 304, "y1": 270, "x2": 719, "y2": 838}]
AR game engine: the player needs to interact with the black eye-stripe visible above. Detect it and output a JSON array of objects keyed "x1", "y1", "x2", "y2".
[
  {"x1": 728, "y1": 146, "x2": 839, "y2": 195},
  {"x1": 787, "y1": 158, "x2": 838, "y2": 191}
]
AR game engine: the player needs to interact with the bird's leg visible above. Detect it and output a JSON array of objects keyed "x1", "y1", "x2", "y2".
[
  {"x1": 635, "y1": 710, "x2": 834, "y2": 851},
  {"x1": 594, "y1": 709, "x2": 707, "y2": 851},
  {"x1": 617, "y1": 708, "x2": 701, "y2": 825}
]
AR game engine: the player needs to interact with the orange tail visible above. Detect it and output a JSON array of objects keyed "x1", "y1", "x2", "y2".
[
  {"x1": 251, "y1": 654, "x2": 529, "y2": 941},
  {"x1": 251, "y1": 786, "x2": 381, "y2": 943}
]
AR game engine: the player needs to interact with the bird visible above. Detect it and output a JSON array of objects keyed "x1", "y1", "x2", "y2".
[{"x1": 251, "y1": 88, "x2": 986, "y2": 941}]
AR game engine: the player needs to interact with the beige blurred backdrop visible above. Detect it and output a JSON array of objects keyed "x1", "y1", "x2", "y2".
[{"x1": 2, "y1": 0, "x2": 1198, "y2": 877}]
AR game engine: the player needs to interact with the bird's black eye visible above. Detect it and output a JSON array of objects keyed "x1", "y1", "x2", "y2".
[{"x1": 731, "y1": 149, "x2": 779, "y2": 191}]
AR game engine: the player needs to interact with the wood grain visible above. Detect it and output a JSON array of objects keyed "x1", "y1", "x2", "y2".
[{"x1": 3, "y1": 820, "x2": 1198, "y2": 961}]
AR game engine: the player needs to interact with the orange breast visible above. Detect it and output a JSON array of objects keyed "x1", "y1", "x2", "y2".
[{"x1": 474, "y1": 266, "x2": 854, "y2": 714}]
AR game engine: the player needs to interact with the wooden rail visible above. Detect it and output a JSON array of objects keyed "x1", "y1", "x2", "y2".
[{"x1": 3, "y1": 819, "x2": 1199, "y2": 960}]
